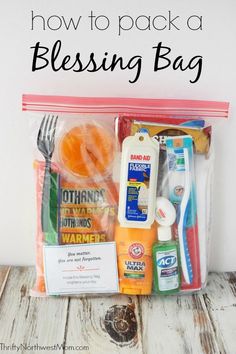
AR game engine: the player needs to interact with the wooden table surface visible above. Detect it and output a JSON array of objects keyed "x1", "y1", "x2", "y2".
[{"x1": 0, "y1": 267, "x2": 235, "y2": 354}]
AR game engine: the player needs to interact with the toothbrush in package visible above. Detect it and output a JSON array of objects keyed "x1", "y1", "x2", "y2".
[{"x1": 166, "y1": 136, "x2": 201, "y2": 289}]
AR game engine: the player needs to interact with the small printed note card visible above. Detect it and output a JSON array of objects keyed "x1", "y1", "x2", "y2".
[{"x1": 43, "y1": 242, "x2": 119, "y2": 295}]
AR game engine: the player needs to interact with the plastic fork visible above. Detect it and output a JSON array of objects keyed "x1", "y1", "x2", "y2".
[{"x1": 37, "y1": 114, "x2": 58, "y2": 234}]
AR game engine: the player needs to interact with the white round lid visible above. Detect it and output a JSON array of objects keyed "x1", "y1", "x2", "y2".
[
  {"x1": 158, "y1": 226, "x2": 172, "y2": 241},
  {"x1": 155, "y1": 197, "x2": 176, "y2": 226}
]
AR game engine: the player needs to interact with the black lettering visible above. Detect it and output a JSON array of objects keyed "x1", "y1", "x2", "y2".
[
  {"x1": 30, "y1": 40, "x2": 143, "y2": 84},
  {"x1": 86, "y1": 53, "x2": 99, "y2": 72},
  {"x1": 31, "y1": 42, "x2": 49, "y2": 71},
  {"x1": 81, "y1": 190, "x2": 87, "y2": 203},
  {"x1": 95, "y1": 15, "x2": 110, "y2": 30},
  {"x1": 61, "y1": 55, "x2": 73, "y2": 70},
  {"x1": 88, "y1": 10, "x2": 96, "y2": 30},
  {"x1": 69, "y1": 190, "x2": 75, "y2": 203},
  {"x1": 87, "y1": 218, "x2": 92, "y2": 228},
  {"x1": 31, "y1": 11, "x2": 45, "y2": 30},
  {"x1": 189, "y1": 56, "x2": 202, "y2": 83},
  {"x1": 153, "y1": 43, "x2": 171, "y2": 71},
  {"x1": 51, "y1": 40, "x2": 62, "y2": 71},
  {"x1": 47, "y1": 15, "x2": 62, "y2": 31},
  {"x1": 187, "y1": 15, "x2": 203, "y2": 31},
  {"x1": 173, "y1": 56, "x2": 185, "y2": 71},
  {"x1": 87, "y1": 190, "x2": 94, "y2": 203},
  {"x1": 118, "y1": 15, "x2": 134, "y2": 36},
  {"x1": 74, "y1": 191, "x2": 80, "y2": 204},
  {"x1": 152, "y1": 15, "x2": 167, "y2": 31},
  {"x1": 168, "y1": 11, "x2": 180, "y2": 30},
  {"x1": 62, "y1": 190, "x2": 69, "y2": 203},
  {"x1": 135, "y1": 15, "x2": 151, "y2": 31},
  {"x1": 51, "y1": 40, "x2": 79, "y2": 71},
  {"x1": 62, "y1": 16, "x2": 82, "y2": 30},
  {"x1": 127, "y1": 56, "x2": 142, "y2": 83},
  {"x1": 173, "y1": 55, "x2": 203, "y2": 83},
  {"x1": 73, "y1": 53, "x2": 92, "y2": 72}
]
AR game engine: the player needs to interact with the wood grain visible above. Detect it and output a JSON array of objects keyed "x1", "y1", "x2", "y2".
[
  {"x1": 0, "y1": 266, "x2": 10, "y2": 298},
  {"x1": 139, "y1": 293, "x2": 219, "y2": 354},
  {"x1": 202, "y1": 272, "x2": 236, "y2": 354},
  {"x1": 0, "y1": 267, "x2": 69, "y2": 353},
  {"x1": 0, "y1": 269, "x2": 236, "y2": 354},
  {"x1": 65, "y1": 295, "x2": 143, "y2": 354}
]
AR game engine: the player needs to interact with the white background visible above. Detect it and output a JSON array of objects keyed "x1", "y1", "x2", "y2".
[{"x1": 0, "y1": 0, "x2": 235, "y2": 270}]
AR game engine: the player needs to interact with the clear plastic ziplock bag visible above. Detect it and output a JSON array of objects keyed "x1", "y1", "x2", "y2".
[{"x1": 22, "y1": 95, "x2": 229, "y2": 297}]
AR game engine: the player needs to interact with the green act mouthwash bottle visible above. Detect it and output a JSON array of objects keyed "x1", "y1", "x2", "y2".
[{"x1": 152, "y1": 226, "x2": 180, "y2": 294}]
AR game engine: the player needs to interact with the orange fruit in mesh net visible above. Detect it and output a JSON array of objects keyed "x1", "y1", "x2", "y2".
[{"x1": 59, "y1": 124, "x2": 115, "y2": 178}]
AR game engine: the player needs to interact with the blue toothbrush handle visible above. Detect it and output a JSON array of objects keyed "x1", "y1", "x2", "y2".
[{"x1": 183, "y1": 200, "x2": 193, "y2": 283}]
